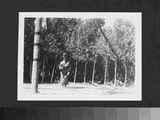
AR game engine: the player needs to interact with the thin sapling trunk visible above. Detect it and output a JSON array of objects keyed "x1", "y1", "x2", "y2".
[
  {"x1": 74, "y1": 60, "x2": 78, "y2": 84},
  {"x1": 84, "y1": 61, "x2": 87, "y2": 83},
  {"x1": 114, "y1": 60, "x2": 117, "y2": 87},
  {"x1": 92, "y1": 57, "x2": 96, "y2": 84}
]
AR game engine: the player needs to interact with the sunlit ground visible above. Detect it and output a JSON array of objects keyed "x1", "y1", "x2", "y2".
[{"x1": 18, "y1": 82, "x2": 138, "y2": 101}]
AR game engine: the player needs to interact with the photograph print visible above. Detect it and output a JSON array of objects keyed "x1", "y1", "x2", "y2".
[{"x1": 17, "y1": 12, "x2": 142, "y2": 101}]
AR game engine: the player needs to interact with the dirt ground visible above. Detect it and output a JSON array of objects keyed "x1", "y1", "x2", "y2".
[{"x1": 18, "y1": 82, "x2": 139, "y2": 101}]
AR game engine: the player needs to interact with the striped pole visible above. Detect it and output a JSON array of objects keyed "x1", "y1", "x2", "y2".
[{"x1": 31, "y1": 18, "x2": 41, "y2": 93}]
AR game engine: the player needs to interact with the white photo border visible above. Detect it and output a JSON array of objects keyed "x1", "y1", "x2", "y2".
[{"x1": 17, "y1": 12, "x2": 142, "y2": 101}]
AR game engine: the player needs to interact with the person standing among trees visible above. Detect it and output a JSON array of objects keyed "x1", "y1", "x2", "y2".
[{"x1": 59, "y1": 52, "x2": 71, "y2": 87}]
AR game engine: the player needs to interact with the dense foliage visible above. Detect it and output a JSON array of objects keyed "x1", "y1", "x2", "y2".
[{"x1": 24, "y1": 17, "x2": 135, "y2": 87}]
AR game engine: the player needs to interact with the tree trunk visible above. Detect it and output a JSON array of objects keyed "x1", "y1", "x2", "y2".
[
  {"x1": 114, "y1": 60, "x2": 117, "y2": 87},
  {"x1": 83, "y1": 61, "x2": 87, "y2": 83},
  {"x1": 50, "y1": 56, "x2": 56, "y2": 83},
  {"x1": 92, "y1": 58, "x2": 96, "y2": 84},
  {"x1": 31, "y1": 18, "x2": 41, "y2": 93},
  {"x1": 50, "y1": 65, "x2": 55, "y2": 83},
  {"x1": 41, "y1": 56, "x2": 45, "y2": 83},
  {"x1": 74, "y1": 60, "x2": 78, "y2": 84},
  {"x1": 123, "y1": 61, "x2": 127, "y2": 87},
  {"x1": 30, "y1": 61, "x2": 32, "y2": 83},
  {"x1": 98, "y1": 25, "x2": 118, "y2": 58},
  {"x1": 104, "y1": 58, "x2": 108, "y2": 85}
]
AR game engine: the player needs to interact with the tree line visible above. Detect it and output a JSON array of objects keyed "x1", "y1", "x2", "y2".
[{"x1": 24, "y1": 17, "x2": 135, "y2": 89}]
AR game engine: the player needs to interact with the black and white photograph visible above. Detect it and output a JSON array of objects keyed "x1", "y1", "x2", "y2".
[{"x1": 17, "y1": 12, "x2": 141, "y2": 100}]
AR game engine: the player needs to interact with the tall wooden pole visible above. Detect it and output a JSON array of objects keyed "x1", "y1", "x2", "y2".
[{"x1": 31, "y1": 18, "x2": 41, "y2": 93}]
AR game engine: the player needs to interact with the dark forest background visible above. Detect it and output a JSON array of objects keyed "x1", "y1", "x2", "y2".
[{"x1": 23, "y1": 17, "x2": 135, "y2": 87}]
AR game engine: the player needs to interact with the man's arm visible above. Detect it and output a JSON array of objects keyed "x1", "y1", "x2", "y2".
[
  {"x1": 59, "y1": 62, "x2": 64, "y2": 70},
  {"x1": 65, "y1": 62, "x2": 69, "y2": 67}
]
